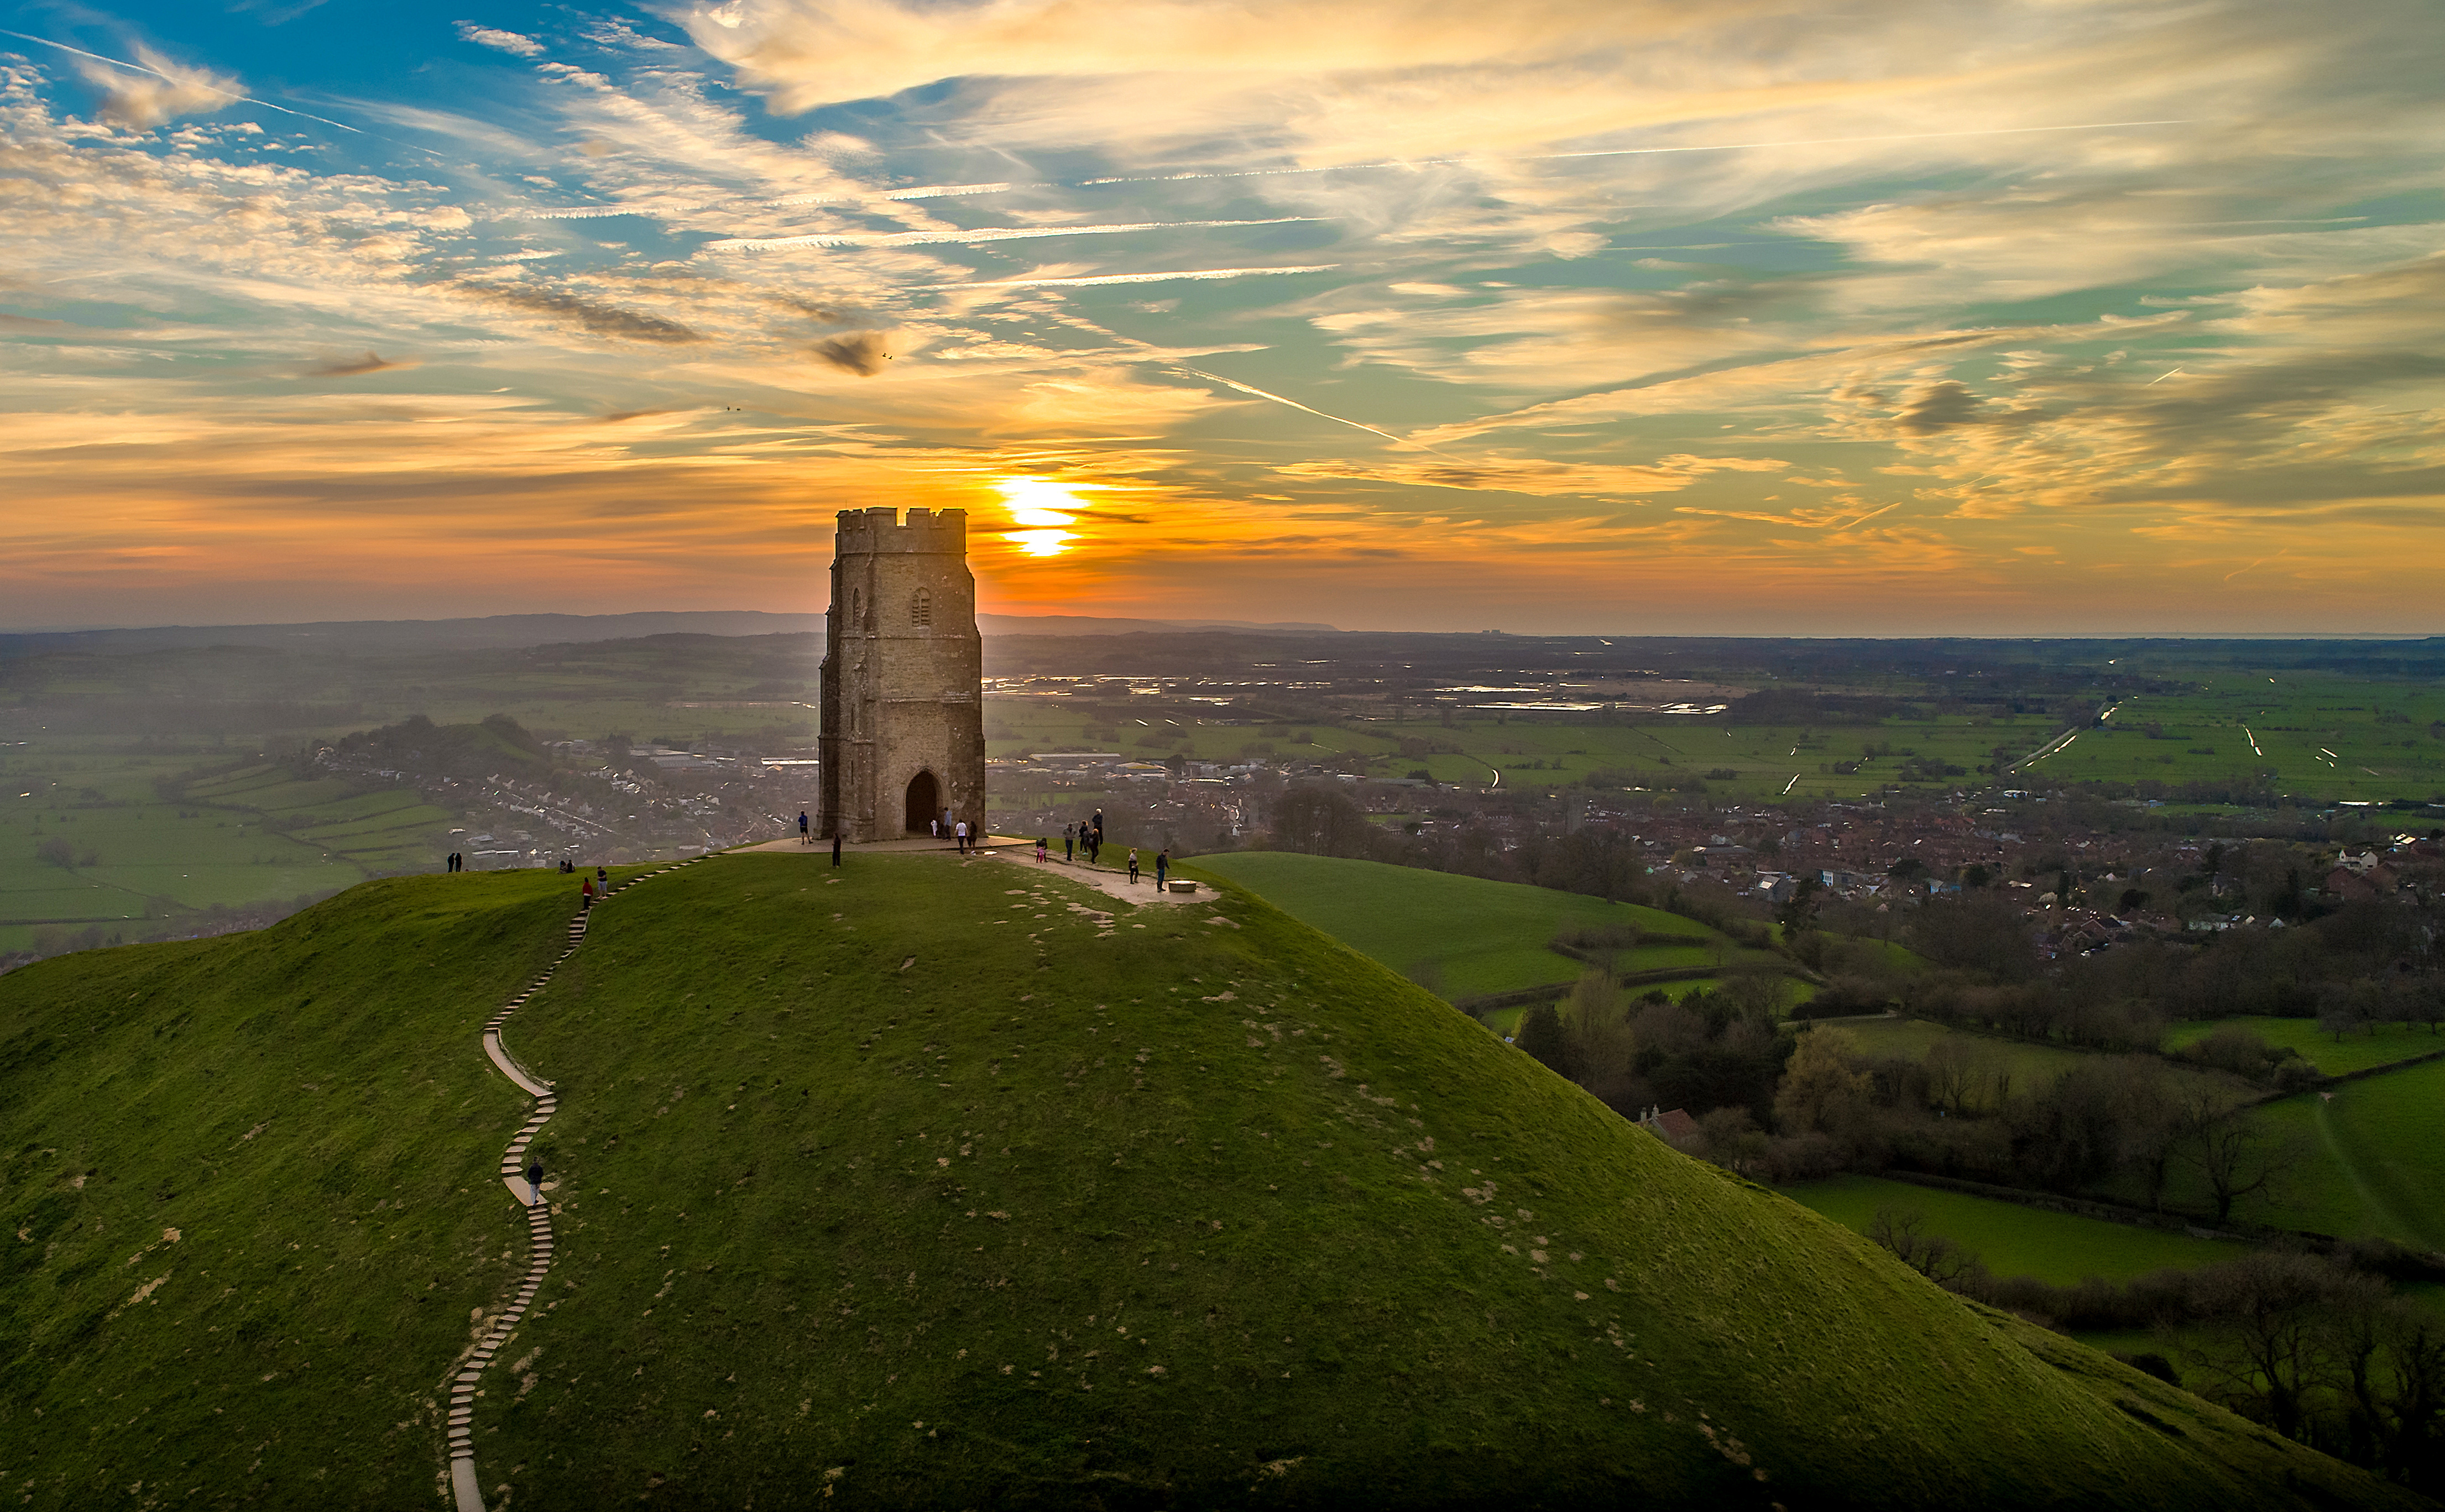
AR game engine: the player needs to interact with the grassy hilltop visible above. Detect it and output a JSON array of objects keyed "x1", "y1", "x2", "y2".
[{"x1": 0, "y1": 855, "x2": 2426, "y2": 1510}]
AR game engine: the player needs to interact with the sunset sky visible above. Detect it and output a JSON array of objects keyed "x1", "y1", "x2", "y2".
[{"x1": 3, "y1": 0, "x2": 2440, "y2": 634}]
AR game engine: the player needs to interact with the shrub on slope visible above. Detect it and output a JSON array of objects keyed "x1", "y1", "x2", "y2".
[{"x1": 470, "y1": 854, "x2": 2415, "y2": 1511}]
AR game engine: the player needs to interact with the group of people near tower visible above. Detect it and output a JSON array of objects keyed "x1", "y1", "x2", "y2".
[
  {"x1": 1031, "y1": 809, "x2": 1169, "y2": 888},
  {"x1": 1063, "y1": 812, "x2": 1105, "y2": 865}
]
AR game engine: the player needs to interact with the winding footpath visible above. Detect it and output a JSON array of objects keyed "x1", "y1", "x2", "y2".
[{"x1": 447, "y1": 859, "x2": 704, "y2": 1512}]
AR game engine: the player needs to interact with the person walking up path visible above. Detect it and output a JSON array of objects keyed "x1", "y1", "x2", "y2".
[{"x1": 446, "y1": 856, "x2": 704, "y2": 1512}]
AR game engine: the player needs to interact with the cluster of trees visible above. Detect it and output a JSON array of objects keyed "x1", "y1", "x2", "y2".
[
  {"x1": 1514, "y1": 973, "x2": 1791, "y2": 1128},
  {"x1": 1868, "y1": 1215, "x2": 2445, "y2": 1495},
  {"x1": 32, "y1": 837, "x2": 98, "y2": 869},
  {"x1": 1707, "y1": 1025, "x2": 2301, "y2": 1220},
  {"x1": 1899, "y1": 891, "x2": 2445, "y2": 1048},
  {"x1": 1514, "y1": 988, "x2": 2315, "y2": 1225}
]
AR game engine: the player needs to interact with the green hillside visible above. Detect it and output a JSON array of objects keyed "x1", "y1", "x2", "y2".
[
  {"x1": 0, "y1": 867, "x2": 605, "y2": 1506},
  {"x1": 1187, "y1": 851, "x2": 1781, "y2": 1000},
  {"x1": 0, "y1": 855, "x2": 2423, "y2": 1510}
]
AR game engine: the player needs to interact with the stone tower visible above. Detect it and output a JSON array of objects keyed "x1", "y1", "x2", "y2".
[{"x1": 817, "y1": 507, "x2": 986, "y2": 843}]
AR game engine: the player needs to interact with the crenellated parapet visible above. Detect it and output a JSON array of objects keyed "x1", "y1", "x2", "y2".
[{"x1": 834, "y1": 507, "x2": 968, "y2": 553}]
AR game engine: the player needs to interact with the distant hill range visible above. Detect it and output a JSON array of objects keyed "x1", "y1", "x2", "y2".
[{"x1": 0, "y1": 610, "x2": 1339, "y2": 655}]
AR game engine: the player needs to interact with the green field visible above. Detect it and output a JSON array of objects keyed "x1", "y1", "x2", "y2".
[
  {"x1": 1828, "y1": 1022, "x2": 2445, "y2": 1246},
  {"x1": 1187, "y1": 850, "x2": 1781, "y2": 1000},
  {"x1": 1831, "y1": 1018, "x2": 2116, "y2": 1106},
  {"x1": 986, "y1": 703, "x2": 2047, "y2": 804},
  {"x1": 0, "y1": 853, "x2": 2416, "y2": 1510},
  {"x1": 2167, "y1": 1016, "x2": 2445, "y2": 1077},
  {"x1": 2010, "y1": 671, "x2": 2445, "y2": 804},
  {"x1": 0, "y1": 635, "x2": 830, "y2": 950},
  {"x1": 0, "y1": 796, "x2": 366, "y2": 951},
  {"x1": 1784, "y1": 1174, "x2": 2245, "y2": 1285},
  {"x1": 986, "y1": 660, "x2": 2445, "y2": 807},
  {"x1": 2221, "y1": 1062, "x2": 2445, "y2": 1251}
]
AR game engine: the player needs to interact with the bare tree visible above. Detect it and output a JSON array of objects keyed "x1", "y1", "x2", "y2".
[
  {"x1": 1866, "y1": 1205, "x2": 1981, "y2": 1287},
  {"x1": 2185, "y1": 1251, "x2": 2336, "y2": 1442},
  {"x1": 1923, "y1": 1036, "x2": 1978, "y2": 1116},
  {"x1": 2169, "y1": 1086, "x2": 2297, "y2": 1223},
  {"x1": 2376, "y1": 1305, "x2": 2445, "y2": 1493}
]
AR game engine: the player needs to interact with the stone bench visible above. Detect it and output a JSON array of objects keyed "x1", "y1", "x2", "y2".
[{"x1": 1166, "y1": 880, "x2": 1198, "y2": 894}]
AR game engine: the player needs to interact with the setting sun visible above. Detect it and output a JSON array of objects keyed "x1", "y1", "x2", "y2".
[{"x1": 995, "y1": 478, "x2": 1086, "y2": 557}]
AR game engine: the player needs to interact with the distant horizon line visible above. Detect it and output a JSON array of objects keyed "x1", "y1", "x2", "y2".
[{"x1": 3, "y1": 609, "x2": 2441, "y2": 643}]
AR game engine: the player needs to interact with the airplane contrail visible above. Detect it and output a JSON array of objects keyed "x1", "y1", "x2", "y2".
[
  {"x1": 1172, "y1": 365, "x2": 1429, "y2": 453},
  {"x1": 1831, "y1": 501, "x2": 1902, "y2": 532},
  {"x1": 0, "y1": 28, "x2": 372, "y2": 138},
  {"x1": 2145, "y1": 367, "x2": 2185, "y2": 385}
]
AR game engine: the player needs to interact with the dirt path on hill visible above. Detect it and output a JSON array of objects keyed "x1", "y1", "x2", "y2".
[
  {"x1": 975, "y1": 845, "x2": 1205, "y2": 907},
  {"x1": 445, "y1": 859, "x2": 704, "y2": 1512},
  {"x1": 729, "y1": 833, "x2": 1208, "y2": 908}
]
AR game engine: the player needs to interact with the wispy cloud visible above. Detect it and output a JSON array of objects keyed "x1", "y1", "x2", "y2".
[
  {"x1": 456, "y1": 22, "x2": 545, "y2": 57},
  {"x1": 919, "y1": 264, "x2": 1336, "y2": 290},
  {"x1": 706, "y1": 217, "x2": 1316, "y2": 252}
]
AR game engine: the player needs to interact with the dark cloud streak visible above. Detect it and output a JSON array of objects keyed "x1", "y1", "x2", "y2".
[
  {"x1": 464, "y1": 285, "x2": 706, "y2": 344},
  {"x1": 306, "y1": 350, "x2": 416, "y2": 377}
]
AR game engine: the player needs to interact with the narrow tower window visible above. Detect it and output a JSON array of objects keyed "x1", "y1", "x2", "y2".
[{"x1": 911, "y1": 588, "x2": 933, "y2": 627}]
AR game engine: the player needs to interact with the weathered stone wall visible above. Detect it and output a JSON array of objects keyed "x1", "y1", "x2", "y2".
[{"x1": 817, "y1": 508, "x2": 985, "y2": 841}]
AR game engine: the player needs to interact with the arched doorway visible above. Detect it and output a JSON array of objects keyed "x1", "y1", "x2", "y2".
[{"x1": 903, "y1": 771, "x2": 940, "y2": 834}]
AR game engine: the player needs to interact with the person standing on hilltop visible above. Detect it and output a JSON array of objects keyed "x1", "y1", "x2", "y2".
[
  {"x1": 800, "y1": 810, "x2": 811, "y2": 844},
  {"x1": 1154, "y1": 848, "x2": 1169, "y2": 890},
  {"x1": 1063, "y1": 823, "x2": 1075, "y2": 862},
  {"x1": 1127, "y1": 847, "x2": 1140, "y2": 885},
  {"x1": 579, "y1": 875, "x2": 595, "y2": 911}
]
